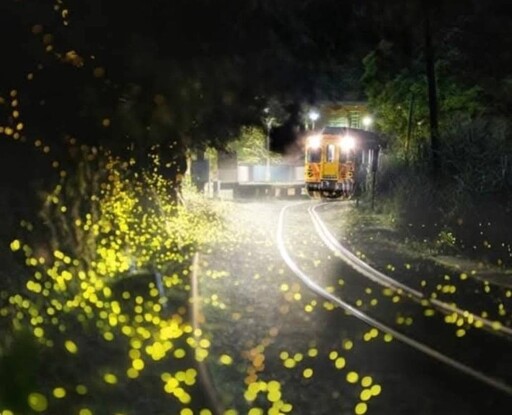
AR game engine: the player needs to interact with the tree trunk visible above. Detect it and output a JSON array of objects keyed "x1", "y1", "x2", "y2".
[
  {"x1": 423, "y1": 2, "x2": 440, "y2": 177},
  {"x1": 405, "y1": 93, "x2": 415, "y2": 162}
]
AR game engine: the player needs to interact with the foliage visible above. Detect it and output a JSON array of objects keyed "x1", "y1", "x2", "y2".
[
  {"x1": 0, "y1": 0, "x2": 347, "y2": 160},
  {"x1": 0, "y1": 145, "x2": 230, "y2": 413},
  {"x1": 362, "y1": 50, "x2": 483, "y2": 161},
  {"x1": 38, "y1": 149, "x2": 225, "y2": 276},
  {"x1": 441, "y1": 118, "x2": 512, "y2": 194},
  {"x1": 373, "y1": 142, "x2": 512, "y2": 263},
  {"x1": 434, "y1": 229, "x2": 458, "y2": 253},
  {"x1": 227, "y1": 126, "x2": 282, "y2": 165},
  {"x1": 0, "y1": 258, "x2": 211, "y2": 413}
]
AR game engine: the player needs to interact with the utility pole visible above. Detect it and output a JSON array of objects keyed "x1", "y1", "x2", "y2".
[
  {"x1": 405, "y1": 94, "x2": 415, "y2": 162},
  {"x1": 265, "y1": 116, "x2": 273, "y2": 182}
]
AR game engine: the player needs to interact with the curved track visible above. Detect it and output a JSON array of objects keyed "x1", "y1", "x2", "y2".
[
  {"x1": 309, "y1": 202, "x2": 512, "y2": 338},
  {"x1": 277, "y1": 201, "x2": 512, "y2": 396}
]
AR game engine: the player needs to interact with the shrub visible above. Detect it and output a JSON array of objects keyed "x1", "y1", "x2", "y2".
[
  {"x1": 371, "y1": 117, "x2": 512, "y2": 264},
  {"x1": 0, "y1": 146, "x2": 227, "y2": 413}
]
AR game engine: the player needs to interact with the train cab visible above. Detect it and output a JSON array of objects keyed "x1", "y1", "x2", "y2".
[{"x1": 304, "y1": 129, "x2": 357, "y2": 199}]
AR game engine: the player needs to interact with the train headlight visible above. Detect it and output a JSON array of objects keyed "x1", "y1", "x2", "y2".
[
  {"x1": 340, "y1": 135, "x2": 355, "y2": 152},
  {"x1": 307, "y1": 135, "x2": 322, "y2": 149}
]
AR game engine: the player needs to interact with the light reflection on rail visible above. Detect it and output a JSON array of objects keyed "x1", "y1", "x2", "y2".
[{"x1": 277, "y1": 202, "x2": 512, "y2": 396}]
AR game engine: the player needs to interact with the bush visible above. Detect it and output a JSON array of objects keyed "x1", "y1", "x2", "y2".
[
  {"x1": 441, "y1": 117, "x2": 512, "y2": 194},
  {"x1": 372, "y1": 117, "x2": 512, "y2": 264},
  {"x1": 0, "y1": 146, "x2": 228, "y2": 413}
]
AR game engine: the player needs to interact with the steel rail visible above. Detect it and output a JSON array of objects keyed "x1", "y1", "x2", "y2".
[
  {"x1": 310, "y1": 202, "x2": 512, "y2": 338},
  {"x1": 277, "y1": 202, "x2": 512, "y2": 396}
]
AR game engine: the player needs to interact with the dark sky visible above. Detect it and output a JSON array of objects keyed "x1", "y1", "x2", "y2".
[{"x1": 1, "y1": 0, "x2": 511, "y2": 153}]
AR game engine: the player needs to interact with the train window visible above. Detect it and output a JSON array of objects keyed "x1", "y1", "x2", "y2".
[
  {"x1": 326, "y1": 144, "x2": 335, "y2": 162},
  {"x1": 307, "y1": 147, "x2": 321, "y2": 163}
]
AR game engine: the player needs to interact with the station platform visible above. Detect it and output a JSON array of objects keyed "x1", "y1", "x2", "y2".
[{"x1": 208, "y1": 181, "x2": 306, "y2": 199}]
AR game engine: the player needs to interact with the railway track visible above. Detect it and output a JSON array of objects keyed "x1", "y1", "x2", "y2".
[
  {"x1": 277, "y1": 201, "x2": 512, "y2": 396},
  {"x1": 310, "y1": 202, "x2": 512, "y2": 338}
]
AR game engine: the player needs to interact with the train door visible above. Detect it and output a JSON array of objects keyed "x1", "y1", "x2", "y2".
[
  {"x1": 305, "y1": 145, "x2": 321, "y2": 183},
  {"x1": 322, "y1": 142, "x2": 338, "y2": 180}
]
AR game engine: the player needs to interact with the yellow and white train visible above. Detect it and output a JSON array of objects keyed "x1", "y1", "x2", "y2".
[{"x1": 304, "y1": 127, "x2": 359, "y2": 199}]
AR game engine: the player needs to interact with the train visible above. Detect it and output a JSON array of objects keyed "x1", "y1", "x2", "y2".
[{"x1": 304, "y1": 127, "x2": 359, "y2": 199}]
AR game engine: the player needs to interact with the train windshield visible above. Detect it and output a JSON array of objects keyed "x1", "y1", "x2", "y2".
[
  {"x1": 307, "y1": 147, "x2": 321, "y2": 163},
  {"x1": 326, "y1": 144, "x2": 335, "y2": 162}
]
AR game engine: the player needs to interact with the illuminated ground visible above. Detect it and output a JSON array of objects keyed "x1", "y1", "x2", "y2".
[
  {"x1": 1, "y1": 195, "x2": 511, "y2": 414},
  {"x1": 198, "y1": 199, "x2": 512, "y2": 414}
]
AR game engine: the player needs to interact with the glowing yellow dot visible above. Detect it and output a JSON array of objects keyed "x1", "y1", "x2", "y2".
[
  {"x1": 267, "y1": 388, "x2": 281, "y2": 402},
  {"x1": 27, "y1": 392, "x2": 48, "y2": 412},
  {"x1": 199, "y1": 338, "x2": 211, "y2": 348},
  {"x1": 424, "y1": 309, "x2": 435, "y2": 317},
  {"x1": 79, "y1": 409, "x2": 93, "y2": 415},
  {"x1": 103, "y1": 332, "x2": 114, "y2": 341},
  {"x1": 307, "y1": 347, "x2": 318, "y2": 357},
  {"x1": 343, "y1": 340, "x2": 353, "y2": 350},
  {"x1": 346, "y1": 371, "x2": 359, "y2": 383},
  {"x1": 103, "y1": 373, "x2": 117, "y2": 384},
  {"x1": 370, "y1": 384, "x2": 382, "y2": 396},
  {"x1": 180, "y1": 409, "x2": 193, "y2": 415},
  {"x1": 361, "y1": 376, "x2": 373, "y2": 387},
  {"x1": 219, "y1": 354, "x2": 233, "y2": 365},
  {"x1": 248, "y1": 409, "x2": 263, "y2": 415},
  {"x1": 76, "y1": 385, "x2": 87, "y2": 395},
  {"x1": 133, "y1": 358, "x2": 144, "y2": 370},
  {"x1": 174, "y1": 349, "x2": 186, "y2": 358},
  {"x1": 492, "y1": 321, "x2": 502, "y2": 331},
  {"x1": 360, "y1": 389, "x2": 372, "y2": 401},
  {"x1": 355, "y1": 402, "x2": 367, "y2": 414},
  {"x1": 324, "y1": 301, "x2": 334, "y2": 310},
  {"x1": 282, "y1": 404, "x2": 293, "y2": 412},
  {"x1": 127, "y1": 368, "x2": 139, "y2": 379},
  {"x1": 335, "y1": 357, "x2": 346, "y2": 369},
  {"x1": 383, "y1": 333, "x2": 393, "y2": 342},
  {"x1": 10, "y1": 239, "x2": 21, "y2": 251},
  {"x1": 303, "y1": 368, "x2": 313, "y2": 378},
  {"x1": 65, "y1": 340, "x2": 78, "y2": 354},
  {"x1": 52, "y1": 387, "x2": 66, "y2": 398}
]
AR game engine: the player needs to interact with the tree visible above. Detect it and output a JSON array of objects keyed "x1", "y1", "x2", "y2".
[{"x1": 359, "y1": 0, "x2": 496, "y2": 167}]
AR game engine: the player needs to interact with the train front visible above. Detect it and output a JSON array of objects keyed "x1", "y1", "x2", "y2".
[{"x1": 304, "y1": 132, "x2": 356, "y2": 199}]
